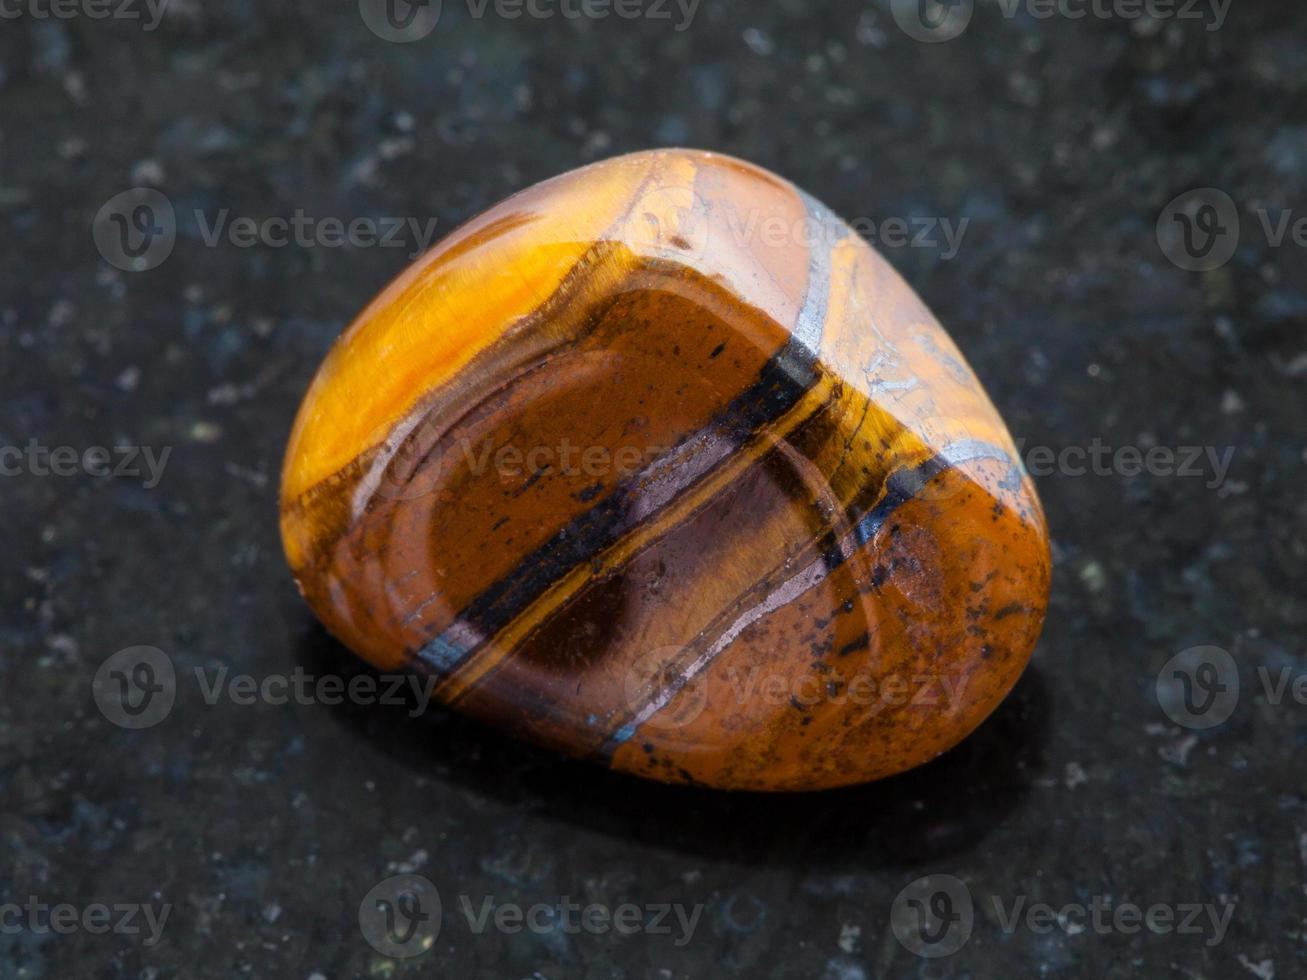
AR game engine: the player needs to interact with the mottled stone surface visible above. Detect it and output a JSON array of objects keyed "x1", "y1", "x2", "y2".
[{"x1": 1, "y1": 2, "x2": 1304, "y2": 978}]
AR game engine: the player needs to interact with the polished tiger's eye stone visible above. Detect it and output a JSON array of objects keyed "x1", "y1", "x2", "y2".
[{"x1": 280, "y1": 149, "x2": 1050, "y2": 792}]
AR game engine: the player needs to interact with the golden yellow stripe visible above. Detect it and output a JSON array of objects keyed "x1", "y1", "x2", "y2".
[
  {"x1": 282, "y1": 158, "x2": 661, "y2": 503},
  {"x1": 438, "y1": 375, "x2": 839, "y2": 704}
]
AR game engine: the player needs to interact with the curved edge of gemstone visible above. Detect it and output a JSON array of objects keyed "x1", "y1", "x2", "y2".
[{"x1": 279, "y1": 147, "x2": 1052, "y2": 791}]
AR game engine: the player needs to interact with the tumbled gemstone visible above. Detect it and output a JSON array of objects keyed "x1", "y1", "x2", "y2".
[{"x1": 280, "y1": 148, "x2": 1050, "y2": 791}]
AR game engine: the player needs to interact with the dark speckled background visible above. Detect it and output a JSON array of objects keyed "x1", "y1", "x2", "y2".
[{"x1": 2, "y1": 1, "x2": 1305, "y2": 977}]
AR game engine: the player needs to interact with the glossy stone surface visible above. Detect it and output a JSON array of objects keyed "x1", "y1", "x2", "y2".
[{"x1": 280, "y1": 148, "x2": 1051, "y2": 791}]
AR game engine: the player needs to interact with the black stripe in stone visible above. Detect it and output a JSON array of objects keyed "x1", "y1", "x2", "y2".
[
  {"x1": 599, "y1": 439, "x2": 1017, "y2": 753},
  {"x1": 415, "y1": 195, "x2": 841, "y2": 677}
]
